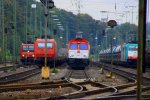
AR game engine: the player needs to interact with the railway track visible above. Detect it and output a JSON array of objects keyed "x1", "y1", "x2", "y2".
[
  {"x1": 0, "y1": 65, "x2": 13, "y2": 71},
  {"x1": 101, "y1": 63, "x2": 150, "y2": 85},
  {"x1": 0, "y1": 67, "x2": 40, "y2": 84},
  {"x1": 0, "y1": 63, "x2": 149, "y2": 99},
  {"x1": 64, "y1": 68, "x2": 90, "y2": 82},
  {"x1": 0, "y1": 63, "x2": 22, "y2": 71},
  {"x1": 55, "y1": 82, "x2": 150, "y2": 99},
  {"x1": 96, "y1": 94, "x2": 150, "y2": 100},
  {"x1": 0, "y1": 80, "x2": 82, "y2": 99},
  {"x1": 0, "y1": 81, "x2": 81, "y2": 93},
  {"x1": 0, "y1": 78, "x2": 149, "y2": 99}
]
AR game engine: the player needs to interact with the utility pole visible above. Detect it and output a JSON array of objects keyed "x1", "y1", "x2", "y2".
[
  {"x1": 95, "y1": 33, "x2": 98, "y2": 62},
  {"x1": 25, "y1": 0, "x2": 28, "y2": 65},
  {"x1": 26, "y1": 0, "x2": 28, "y2": 44},
  {"x1": 137, "y1": 0, "x2": 146, "y2": 100},
  {"x1": 31, "y1": 3, "x2": 37, "y2": 41},
  {"x1": 2, "y1": 0, "x2": 5, "y2": 65},
  {"x1": 124, "y1": 11, "x2": 130, "y2": 23},
  {"x1": 35, "y1": 4, "x2": 37, "y2": 40},
  {"x1": 100, "y1": 11, "x2": 109, "y2": 22},
  {"x1": 66, "y1": 22, "x2": 69, "y2": 47},
  {"x1": 4, "y1": 27, "x2": 7, "y2": 67},
  {"x1": 127, "y1": 6, "x2": 136, "y2": 24},
  {"x1": 0, "y1": 0, "x2": 2, "y2": 63},
  {"x1": 30, "y1": 7, "x2": 33, "y2": 42},
  {"x1": 40, "y1": 4, "x2": 42, "y2": 38},
  {"x1": 12, "y1": 0, "x2": 17, "y2": 70}
]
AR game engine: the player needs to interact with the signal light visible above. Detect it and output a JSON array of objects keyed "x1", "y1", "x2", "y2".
[
  {"x1": 40, "y1": 0, "x2": 54, "y2": 9},
  {"x1": 47, "y1": 0, "x2": 54, "y2": 9},
  {"x1": 107, "y1": 20, "x2": 117, "y2": 28}
]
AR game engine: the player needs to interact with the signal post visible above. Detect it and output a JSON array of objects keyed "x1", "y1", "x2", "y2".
[{"x1": 40, "y1": 0, "x2": 54, "y2": 79}]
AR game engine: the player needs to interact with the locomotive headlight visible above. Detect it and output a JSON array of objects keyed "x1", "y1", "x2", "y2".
[
  {"x1": 22, "y1": 55, "x2": 24, "y2": 57},
  {"x1": 32, "y1": 55, "x2": 35, "y2": 57}
]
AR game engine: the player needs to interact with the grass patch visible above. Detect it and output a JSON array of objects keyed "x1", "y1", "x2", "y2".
[{"x1": 51, "y1": 68, "x2": 59, "y2": 73}]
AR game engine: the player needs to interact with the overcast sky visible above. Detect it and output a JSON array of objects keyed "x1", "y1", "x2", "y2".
[{"x1": 37, "y1": 0, "x2": 150, "y2": 25}]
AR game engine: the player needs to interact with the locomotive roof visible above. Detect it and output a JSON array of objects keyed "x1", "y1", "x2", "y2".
[
  {"x1": 35, "y1": 39, "x2": 55, "y2": 42},
  {"x1": 69, "y1": 38, "x2": 89, "y2": 43},
  {"x1": 122, "y1": 43, "x2": 138, "y2": 48},
  {"x1": 21, "y1": 43, "x2": 34, "y2": 46}
]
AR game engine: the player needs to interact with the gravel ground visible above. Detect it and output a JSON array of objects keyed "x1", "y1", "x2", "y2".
[
  {"x1": 0, "y1": 65, "x2": 137, "y2": 99},
  {"x1": 0, "y1": 64, "x2": 13, "y2": 67},
  {"x1": 86, "y1": 66, "x2": 129, "y2": 86},
  {"x1": 13, "y1": 66, "x2": 69, "y2": 84},
  {"x1": 13, "y1": 66, "x2": 129, "y2": 86},
  {"x1": 0, "y1": 87, "x2": 76, "y2": 99},
  {"x1": 105, "y1": 64, "x2": 150, "y2": 78},
  {"x1": 0, "y1": 62, "x2": 130, "y2": 87}
]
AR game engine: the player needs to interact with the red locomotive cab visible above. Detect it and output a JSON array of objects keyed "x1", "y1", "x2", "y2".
[
  {"x1": 20, "y1": 44, "x2": 34, "y2": 57},
  {"x1": 34, "y1": 39, "x2": 57, "y2": 60},
  {"x1": 20, "y1": 44, "x2": 34, "y2": 64}
]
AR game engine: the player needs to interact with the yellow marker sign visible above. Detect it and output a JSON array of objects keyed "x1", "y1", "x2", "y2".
[{"x1": 41, "y1": 66, "x2": 50, "y2": 79}]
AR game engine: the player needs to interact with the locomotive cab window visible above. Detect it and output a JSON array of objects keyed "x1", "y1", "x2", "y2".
[
  {"x1": 80, "y1": 43, "x2": 88, "y2": 50},
  {"x1": 70, "y1": 43, "x2": 78, "y2": 50},
  {"x1": 29, "y1": 46, "x2": 34, "y2": 51},
  {"x1": 38, "y1": 42, "x2": 53, "y2": 48},
  {"x1": 47, "y1": 43, "x2": 53, "y2": 48},
  {"x1": 128, "y1": 46, "x2": 138, "y2": 51},
  {"x1": 23, "y1": 46, "x2": 28, "y2": 51}
]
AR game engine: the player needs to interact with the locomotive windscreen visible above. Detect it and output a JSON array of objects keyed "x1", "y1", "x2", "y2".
[
  {"x1": 128, "y1": 46, "x2": 138, "y2": 51},
  {"x1": 23, "y1": 46, "x2": 28, "y2": 51},
  {"x1": 28, "y1": 46, "x2": 34, "y2": 52},
  {"x1": 70, "y1": 43, "x2": 78, "y2": 50},
  {"x1": 80, "y1": 43, "x2": 88, "y2": 50},
  {"x1": 23, "y1": 46, "x2": 34, "y2": 52},
  {"x1": 38, "y1": 42, "x2": 53, "y2": 48}
]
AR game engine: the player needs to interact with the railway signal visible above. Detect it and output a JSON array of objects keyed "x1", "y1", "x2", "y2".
[
  {"x1": 40, "y1": 0, "x2": 54, "y2": 79},
  {"x1": 106, "y1": 20, "x2": 117, "y2": 78},
  {"x1": 40, "y1": 0, "x2": 54, "y2": 9},
  {"x1": 107, "y1": 20, "x2": 117, "y2": 28}
]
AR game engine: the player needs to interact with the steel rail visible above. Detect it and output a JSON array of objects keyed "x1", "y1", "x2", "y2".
[{"x1": 0, "y1": 68, "x2": 40, "y2": 84}]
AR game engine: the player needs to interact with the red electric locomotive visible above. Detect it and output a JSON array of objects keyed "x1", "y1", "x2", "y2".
[
  {"x1": 34, "y1": 39, "x2": 57, "y2": 66},
  {"x1": 20, "y1": 43, "x2": 34, "y2": 65}
]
